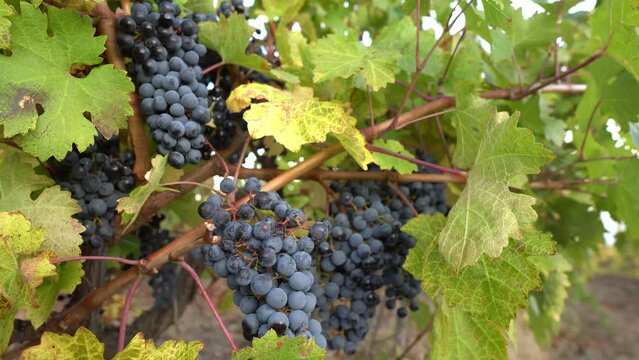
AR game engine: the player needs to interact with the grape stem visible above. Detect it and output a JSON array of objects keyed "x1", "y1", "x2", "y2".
[
  {"x1": 118, "y1": 276, "x2": 144, "y2": 352},
  {"x1": 51, "y1": 256, "x2": 140, "y2": 267},
  {"x1": 202, "y1": 61, "x2": 226, "y2": 75},
  {"x1": 179, "y1": 261, "x2": 239, "y2": 351},
  {"x1": 388, "y1": 182, "x2": 418, "y2": 217},
  {"x1": 365, "y1": 144, "x2": 468, "y2": 178},
  {"x1": 232, "y1": 137, "x2": 252, "y2": 202}
]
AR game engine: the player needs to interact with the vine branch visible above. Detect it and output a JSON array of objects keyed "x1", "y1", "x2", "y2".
[{"x1": 93, "y1": 3, "x2": 151, "y2": 181}]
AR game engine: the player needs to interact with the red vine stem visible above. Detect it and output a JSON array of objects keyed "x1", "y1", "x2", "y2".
[
  {"x1": 365, "y1": 143, "x2": 468, "y2": 178},
  {"x1": 202, "y1": 61, "x2": 226, "y2": 75},
  {"x1": 118, "y1": 276, "x2": 144, "y2": 352},
  {"x1": 179, "y1": 261, "x2": 238, "y2": 351},
  {"x1": 51, "y1": 256, "x2": 139, "y2": 266}
]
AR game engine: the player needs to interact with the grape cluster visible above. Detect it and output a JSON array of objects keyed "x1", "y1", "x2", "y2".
[
  {"x1": 217, "y1": 0, "x2": 249, "y2": 18},
  {"x1": 137, "y1": 215, "x2": 178, "y2": 309},
  {"x1": 51, "y1": 135, "x2": 135, "y2": 249},
  {"x1": 199, "y1": 178, "x2": 327, "y2": 347},
  {"x1": 117, "y1": 0, "x2": 211, "y2": 168},
  {"x1": 310, "y1": 159, "x2": 447, "y2": 353},
  {"x1": 308, "y1": 181, "x2": 405, "y2": 353}
]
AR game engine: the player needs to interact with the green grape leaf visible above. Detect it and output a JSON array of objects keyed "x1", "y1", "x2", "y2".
[
  {"x1": 371, "y1": 139, "x2": 418, "y2": 174},
  {"x1": 403, "y1": 214, "x2": 555, "y2": 328},
  {"x1": 430, "y1": 304, "x2": 506, "y2": 360},
  {"x1": 309, "y1": 34, "x2": 400, "y2": 91},
  {"x1": 113, "y1": 333, "x2": 203, "y2": 360},
  {"x1": 589, "y1": 59, "x2": 639, "y2": 128},
  {"x1": 444, "y1": 109, "x2": 554, "y2": 270},
  {"x1": 590, "y1": 0, "x2": 639, "y2": 81},
  {"x1": 527, "y1": 254, "x2": 572, "y2": 346},
  {"x1": 0, "y1": 212, "x2": 55, "y2": 352},
  {"x1": 608, "y1": 160, "x2": 639, "y2": 240},
  {"x1": 539, "y1": 197, "x2": 604, "y2": 263},
  {"x1": 0, "y1": 0, "x2": 14, "y2": 49},
  {"x1": 263, "y1": 0, "x2": 305, "y2": 25},
  {"x1": 0, "y1": 144, "x2": 84, "y2": 258},
  {"x1": 199, "y1": 13, "x2": 271, "y2": 72},
  {"x1": 182, "y1": 0, "x2": 215, "y2": 13},
  {"x1": 21, "y1": 327, "x2": 103, "y2": 360},
  {"x1": 117, "y1": 155, "x2": 176, "y2": 228},
  {"x1": 227, "y1": 83, "x2": 374, "y2": 169},
  {"x1": 233, "y1": 329, "x2": 325, "y2": 360},
  {"x1": 483, "y1": 0, "x2": 513, "y2": 30},
  {"x1": 0, "y1": 3, "x2": 133, "y2": 160}
]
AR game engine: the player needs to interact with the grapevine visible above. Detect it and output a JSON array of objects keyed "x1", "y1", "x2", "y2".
[{"x1": 0, "y1": 1, "x2": 636, "y2": 360}]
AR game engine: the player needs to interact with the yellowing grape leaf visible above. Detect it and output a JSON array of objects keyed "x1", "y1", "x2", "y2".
[
  {"x1": 199, "y1": 13, "x2": 271, "y2": 72},
  {"x1": 371, "y1": 139, "x2": 418, "y2": 174},
  {"x1": 0, "y1": 212, "x2": 55, "y2": 352},
  {"x1": 403, "y1": 214, "x2": 555, "y2": 329},
  {"x1": 113, "y1": 333, "x2": 203, "y2": 360},
  {"x1": 309, "y1": 34, "x2": 400, "y2": 91},
  {"x1": 0, "y1": 3, "x2": 133, "y2": 160},
  {"x1": 117, "y1": 155, "x2": 176, "y2": 228},
  {"x1": 227, "y1": 83, "x2": 374, "y2": 169},
  {"x1": 22, "y1": 328, "x2": 203, "y2": 360},
  {"x1": 0, "y1": 0, "x2": 14, "y2": 49},
  {"x1": 443, "y1": 108, "x2": 553, "y2": 270},
  {"x1": 0, "y1": 144, "x2": 84, "y2": 258},
  {"x1": 430, "y1": 303, "x2": 506, "y2": 360},
  {"x1": 27, "y1": 261, "x2": 83, "y2": 328},
  {"x1": 233, "y1": 330, "x2": 325, "y2": 360},
  {"x1": 21, "y1": 327, "x2": 103, "y2": 360}
]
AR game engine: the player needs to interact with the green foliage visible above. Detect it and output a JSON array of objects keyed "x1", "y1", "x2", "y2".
[
  {"x1": 403, "y1": 213, "x2": 555, "y2": 358},
  {"x1": 309, "y1": 33, "x2": 400, "y2": 91},
  {"x1": 443, "y1": 105, "x2": 554, "y2": 270},
  {"x1": 199, "y1": 14, "x2": 272, "y2": 73},
  {"x1": 370, "y1": 139, "x2": 418, "y2": 174},
  {"x1": 0, "y1": 3, "x2": 133, "y2": 160},
  {"x1": 233, "y1": 330, "x2": 325, "y2": 360},
  {"x1": 117, "y1": 155, "x2": 176, "y2": 227}
]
